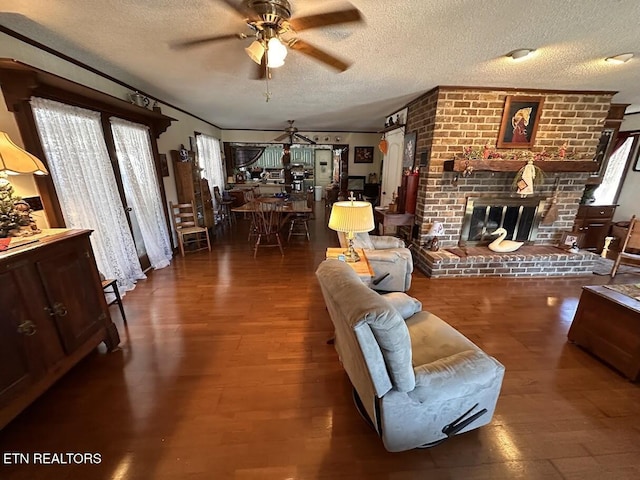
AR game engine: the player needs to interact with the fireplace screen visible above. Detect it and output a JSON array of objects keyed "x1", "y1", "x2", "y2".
[{"x1": 460, "y1": 196, "x2": 546, "y2": 245}]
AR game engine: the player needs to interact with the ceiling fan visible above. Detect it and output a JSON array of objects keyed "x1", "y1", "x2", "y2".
[
  {"x1": 172, "y1": 0, "x2": 363, "y2": 78},
  {"x1": 274, "y1": 120, "x2": 316, "y2": 144}
]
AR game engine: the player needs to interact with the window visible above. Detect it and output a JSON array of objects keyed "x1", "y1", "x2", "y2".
[
  {"x1": 593, "y1": 133, "x2": 639, "y2": 205},
  {"x1": 196, "y1": 133, "x2": 226, "y2": 204}
]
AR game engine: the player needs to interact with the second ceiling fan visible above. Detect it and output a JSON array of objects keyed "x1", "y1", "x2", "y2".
[
  {"x1": 274, "y1": 120, "x2": 315, "y2": 144},
  {"x1": 173, "y1": 0, "x2": 363, "y2": 78}
]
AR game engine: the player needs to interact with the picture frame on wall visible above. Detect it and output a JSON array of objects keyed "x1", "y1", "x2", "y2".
[
  {"x1": 403, "y1": 131, "x2": 417, "y2": 168},
  {"x1": 558, "y1": 230, "x2": 584, "y2": 250},
  {"x1": 354, "y1": 146, "x2": 374, "y2": 163},
  {"x1": 497, "y1": 96, "x2": 544, "y2": 149}
]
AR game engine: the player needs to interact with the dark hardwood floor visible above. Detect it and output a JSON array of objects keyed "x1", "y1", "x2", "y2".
[{"x1": 2, "y1": 203, "x2": 640, "y2": 480}]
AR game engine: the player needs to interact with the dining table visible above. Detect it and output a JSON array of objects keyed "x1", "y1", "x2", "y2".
[{"x1": 231, "y1": 199, "x2": 312, "y2": 229}]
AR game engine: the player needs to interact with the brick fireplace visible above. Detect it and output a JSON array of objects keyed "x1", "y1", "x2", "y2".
[{"x1": 402, "y1": 87, "x2": 613, "y2": 277}]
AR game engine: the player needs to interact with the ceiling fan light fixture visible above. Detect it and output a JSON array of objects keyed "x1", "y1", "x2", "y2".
[
  {"x1": 507, "y1": 48, "x2": 535, "y2": 61},
  {"x1": 605, "y1": 53, "x2": 634, "y2": 64},
  {"x1": 245, "y1": 40, "x2": 265, "y2": 64},
  {"x1": 266, "y1": 37, "x2": 287, "y2": 68}
]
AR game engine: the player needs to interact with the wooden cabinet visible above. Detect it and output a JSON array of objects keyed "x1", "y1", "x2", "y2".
[
  {"x1": 0, "y1": 230, "x2": 120, "y2": 429},
  {"x1": 568, "y1": 285, "x2": 640, "y2": 381},
  {"x1": 574, "y1": 205, "x2": 616, "y2": 252},
  {"x1": 170, "y1": 150, "x2": 215, "y2": 228}
]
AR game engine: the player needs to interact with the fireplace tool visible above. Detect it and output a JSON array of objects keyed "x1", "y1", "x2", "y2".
[{"x1": 541, "y1": 176, "x2": 560, "y2": 225}]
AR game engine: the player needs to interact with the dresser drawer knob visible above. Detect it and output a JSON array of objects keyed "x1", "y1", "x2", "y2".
[{"x1": 17, "y1": 320, "x2": 37, "y2": 336}]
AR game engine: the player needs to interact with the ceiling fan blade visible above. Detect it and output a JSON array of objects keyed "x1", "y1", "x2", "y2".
[
  {"x1": 274, "y1": 133, "x2": 290, "y2": 142},
  {"x1": 171, "y1": 32, "x2": 246, "y2": 49},
  {"x1": 288, "y1": 39, "x2": 351, "y2": 72},
  {"x1": 294, "y1": 133, "x2": 317, "y2": 144},
  {"x1": 289, "y1": 8, "x2": 362, "y2": 32}
]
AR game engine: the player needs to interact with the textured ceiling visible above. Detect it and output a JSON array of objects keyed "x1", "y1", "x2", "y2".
[{"x1": 1, "y1": 0, "x2": 639, "y2": 132}]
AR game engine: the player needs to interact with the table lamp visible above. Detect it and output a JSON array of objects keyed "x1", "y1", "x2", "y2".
[
  {"x1": 328, "y1": 196, "x2": 374, "y2": 262},
  {"x1": 0, "y1": 131, "x2": 48, "y2": 176},
  {"x1": 0, "y1": 131, "x2": 48, "y2": 239}
]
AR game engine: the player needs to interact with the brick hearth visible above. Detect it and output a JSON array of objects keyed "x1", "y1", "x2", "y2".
[{"x1": 418, "y1": 245, "x2": 597, "y2": 278}]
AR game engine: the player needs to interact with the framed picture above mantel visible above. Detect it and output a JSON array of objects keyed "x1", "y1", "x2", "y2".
[{"x1": 497, "y1": 96, "x2": 544, "y2": 149}]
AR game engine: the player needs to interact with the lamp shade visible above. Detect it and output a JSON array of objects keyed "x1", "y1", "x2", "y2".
[
  {"x1": 328, "y1": 201, "x2": 375, "y2": 234},
  {"x1": 0, "y1": 132, "x2": 48, "y2": 175},
  {"x1": 245, "y1": 40, "x2": 265, "y2": 65},
  {"x1": 266, "y1": 37, "x2": 287, "y2": 68}
]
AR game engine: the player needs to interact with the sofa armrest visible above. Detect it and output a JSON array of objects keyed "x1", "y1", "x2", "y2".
[
  {"x1": 365, "y1": 248, "x2": 412, "y2": 264},
  {"x1": 410, "y1": 350, "x2": 503, "y2": 403},
  {"x1": 370, "y1": 236, "x2": 405, "y2": 249}
]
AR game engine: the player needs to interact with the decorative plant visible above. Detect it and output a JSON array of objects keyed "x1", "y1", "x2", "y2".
[
  {"x1": 461, "y1": 145, "x2": 581, "y2": 162},
  {"x1": 0, "y1": 178, "x2": 21, "y2": 238}
]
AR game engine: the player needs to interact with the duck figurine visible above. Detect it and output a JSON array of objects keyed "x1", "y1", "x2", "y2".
[{"x1": 488, "y1": 228, "x2": 524, "y2": 253}]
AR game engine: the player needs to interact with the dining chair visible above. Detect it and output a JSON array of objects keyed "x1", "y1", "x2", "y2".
[
  {"x1": 287, "y1": 212, "x2": 311, "y2": 241},
  {"x1": 169, "y1": 201, "x2": 211, "y2": 256},
  {"x1": 251, "y1": 198, "x2": 284, "y2": 258},
  {"x1": 611, "y1": 215, "x2": 640, "y2": 277},
  {"x1": 213, "y1": 186, "x2": 234, "y2": 227}
]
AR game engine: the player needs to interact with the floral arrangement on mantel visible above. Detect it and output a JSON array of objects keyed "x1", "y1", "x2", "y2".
[{"x1": 461, "y1": 144, "x2": 586, "y2": 162}]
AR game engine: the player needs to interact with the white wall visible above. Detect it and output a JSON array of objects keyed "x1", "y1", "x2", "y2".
[{"x1": 614, "y1": 115, "x2": 640, "y2": 221}]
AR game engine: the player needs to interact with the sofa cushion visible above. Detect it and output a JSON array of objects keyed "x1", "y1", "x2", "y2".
[{"x1": 381, "y1": 292, "x2": 422, "y2": 319}]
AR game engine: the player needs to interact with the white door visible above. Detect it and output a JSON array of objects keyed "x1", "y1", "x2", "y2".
[
  {"x1": 381, "y1": 127, "x2": 405, "y2": 207},
  {"x1": 314, "y1": 149, "x2": 333, "y2": 187}
]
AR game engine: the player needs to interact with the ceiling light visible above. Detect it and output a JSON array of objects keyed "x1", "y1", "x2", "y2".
[
  {"x1": 507, "y1": 49, "x2": 535, "y2": 61},
  {"x1": 245, "y1": 40, "x2": 265, "y2": 65},
  {"x1": 267, "y1": 37, "x2": 287, "y2": 68},
  {"x1": 605, "y1": 53, "x2": 633, "y2": 64}
]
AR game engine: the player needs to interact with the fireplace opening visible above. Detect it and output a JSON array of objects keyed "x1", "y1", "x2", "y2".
[{"x1": 460, "y1": 196, "x2": 546, "y2": 246}]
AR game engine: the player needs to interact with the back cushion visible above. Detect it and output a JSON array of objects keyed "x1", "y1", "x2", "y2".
[
  {"x1": 316, "y1": 260, "x2": 415, "y2": 392},
  {"x1": 352, "y1": 233, "x2": 375, "y2": 250}
]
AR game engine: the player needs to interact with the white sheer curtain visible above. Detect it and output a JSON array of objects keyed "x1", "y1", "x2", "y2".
[
  {"x1": 30, "y1": 97, "x2": 145, "y2": 292},
  {"x1": 593, "y1": 136, "x2": 634, "y2": 205},
  {"x1": 196, "y1": 133, "x2": 226, "y2": 205},
  {"x1": 110, "y1": 118, "x2": 172, "y2": 270}
]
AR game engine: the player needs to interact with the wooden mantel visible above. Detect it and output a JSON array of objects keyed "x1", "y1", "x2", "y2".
[{"x1": 443, "y1": 157, "x2": 601, "y2": 173}]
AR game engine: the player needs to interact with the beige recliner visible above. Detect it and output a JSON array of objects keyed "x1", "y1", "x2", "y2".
[
  {"x1": 316, "y1": 259, "x2": 505, "y2": 452},
  {"x1": 336, "y1": 231, "x2": 413, "y2": 292}
]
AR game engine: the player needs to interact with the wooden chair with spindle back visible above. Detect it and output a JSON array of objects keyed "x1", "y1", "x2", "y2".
[
  {"x1": 611, "y1": 215, "x2": 640, "y2": 277},
  {"x1": 169, "y1": 201, "x2": 211, "y2": 257}
]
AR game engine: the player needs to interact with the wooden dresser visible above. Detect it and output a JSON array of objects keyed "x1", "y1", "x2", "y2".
[
  {"x1": 0, "y1": 229, "x2": 120, "y2": 429},
  {"x1": 573, "y1": 204, "x2": 616, "y2": 253}
]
